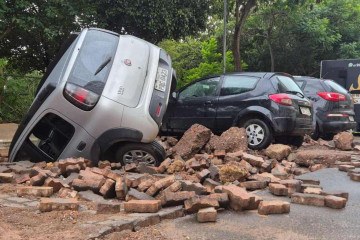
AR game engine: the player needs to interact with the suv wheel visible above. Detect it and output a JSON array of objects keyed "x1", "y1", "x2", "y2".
[
  {"x1": 115, "y1": 141, "x2": 165, "y2": 167},
  {"x1": 243, "y1": 119, "x2": 272, "y2": 150}
]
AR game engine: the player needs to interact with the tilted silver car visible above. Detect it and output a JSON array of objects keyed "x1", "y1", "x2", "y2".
[{"x1": 9, "y1": 28, "x2": 176, "y2": 166}]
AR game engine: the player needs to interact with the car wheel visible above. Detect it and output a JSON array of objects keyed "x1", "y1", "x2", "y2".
[
  {"x1": 289, "y1": 136, "x2": 304, "y2": 147},
  {"x1": 115, "y1": 141, "x2": 165, "y2": 167},
  {"x1": 311, "y1": 123, "x2": 320, "y2": 140},
  {"x1": 243, "y1": 119, "x2": 273, "y2": 150}
]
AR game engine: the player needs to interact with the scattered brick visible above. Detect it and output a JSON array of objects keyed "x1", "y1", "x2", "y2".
[
  {"x1": 39, "y1": 198, "x2": 79, "y2": 212},
  {"x1": 258, "y1": 200, "x2": 290, "y2": 215},
  {"x1": 96, "y1": 201, "x2": 121, "y2": 214},
  {"x1": 99, "y1": 178, "x2": 116, "y2": 198},
  {"x1": 291, "y1": 193, "x2": 325, "y2": 207},
  {"x1": 338, "y1": 164, "x2": 355, "y2": 172},
  {"x1": 239, "y1": 181, "x2": 267, "y2": 191},
  {"x1": 324, "y1": 195, "x2": 347, "y2": 209},
  {"x1": 0, "y1": 173, "x2": 14, "y2": 183},
  {"x1": 222, "y1": 185, "x2": 254, "y2": 211},
  {"x1": 184, "y1": 196, "x2": 219, "y2": 213},
  {"x1": 17, "y1": 186, "x2": 53, "y2": 197},
  {"x1": 124, "y1": 200, "x2": 161, "y2": 213},
  {"x1": 197, "y1": 207, "x2": 217, "y2": 223},
  {"x1": 269, "y1": 183, "x2": 288, "y2": 196}
]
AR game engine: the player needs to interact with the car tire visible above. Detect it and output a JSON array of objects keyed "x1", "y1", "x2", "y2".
[
  {"x1": 289, "y1": 136, "x2": 304, "y2": 147},
  {"x1": 115, "y1": 141, "x2": 165, "y2": 167},
  {"x1": 311, "y1": 123, "x2": 320, "y2": 140},
  {"x1": 243, "y1": 119, "x2": 273, "y2": 150}
]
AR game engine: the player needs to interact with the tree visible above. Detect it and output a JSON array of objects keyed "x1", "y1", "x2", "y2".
[{"x1": 0, "y1": 0, "x2": 210, "y2": 72}]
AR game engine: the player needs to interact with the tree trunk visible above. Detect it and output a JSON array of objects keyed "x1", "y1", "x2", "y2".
[
  {"x1": 232, "y1": 0, "x2": 257, "y2": 71},
  {"x1": 266, "y1": 37, "x2": 275, "y2": 72}
]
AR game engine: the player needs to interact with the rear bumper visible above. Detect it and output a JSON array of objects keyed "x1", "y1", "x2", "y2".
[
  {"x1": 320, "y1": 121, "x2": 356, "y2": 133},
  {"x1": 273, "y1": 116, "x2": 313, "y2": 136}
]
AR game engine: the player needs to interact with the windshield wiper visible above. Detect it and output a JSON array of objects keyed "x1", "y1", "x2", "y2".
[
  {"x1": 285, "y1": 90, "x2": 304, "y2": 98},
  {"x1": 94, "y1": 57, "x2": 112, "y2": 75}
]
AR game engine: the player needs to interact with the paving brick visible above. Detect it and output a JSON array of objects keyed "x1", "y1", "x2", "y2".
[
  {"x1": 99, "y1": 179, "x2": 116, "y2": 198},
  {"x1": 72, "y1": 178, "x2": 105, "y2": 192},
  {"x1": 291, "y1": 193, "x2": 325, "y2": 207},
  {"x1": 269, "y1": 183, "x2": 288, "y2": 196},
  {"x1": 184, "y1": 196, "x2": 219, "y2": 213},
  {"x1": 115, "y1": 178, "x2": 128, "y2": 200},
  {"x1": 221, "y1": 185, "x2": 253, "y2": 211},
  {"x1": 0, "y1": 173, "x2": 14, "y2": 183},
  {"x1": 245, "y1": 195, "x2": 263, "y2": 210},
  {"x1": 158, "y1": 206, "x2": 185, "y2": 220},
  {"x1": 321, "y1": 190, "x2": 349, "y2": 200},
  {"x1": 124, "y1": 163, "x2": 138, "y2": 172},
  {"x1": 180, "y1": 180, "x2": 207, "y2": 195},
  {"x1": 44, "y1": 178, "x2": 67, "y2": 193},
  {"x1": 146, "y1": 175, "x2": 176, "y2": 196},
  {"x1": 239, "y1": 181, "x2": 267, "y2": 191},
  {"x1": 157, "y1": 158, "x2": 172, "y2": 173},
  {"x1": 303, "y1": 187, "x2": 322, "y2": 195},
  {"x1": 197, "y1": 207, "x2": 217, "y2": 222},
  {"x1": 349, "y1": 172, "x2": 360, "y2": 181},
  {"x1": 196, "y1": 169, "x2": 210, "y2": 183},
  {"x1": 294, "y1": 177, "x2": 320, "y2": 185},
  {"x1": 126, "y1": 188, "x2": 155, "y2": 201},
  {"x1": 39, "y1": 198, "x2": 79, "y2": 212},
  {"x1": 162, "y1": 191, "x2": 196, "y2": 207},
  {"x1": 324, "y1": 195, "x2": 347, "y2": 209},
  {"x1": 29, "y1": 173, "x2": 46, "y2": 186},
  {"x1": 17, "y1": 186, "x2": 53, "y2": 197},
  {"x1": 301, "y1": 184, "x2": 322, "y2": 192},
  {"x1": 279, "y1": 179, "x2": 302, "y2": 196},
  {"x1": 242, "y1": 153, "x2": 264, "y2": 167},
  {"x1": 338, "y1": 164, "x2": 355, "y2": 172},
  {"x1": 203, "y1": 178, "x2": 221, "y2": 192},
  {"x1": 208, "y1": 193, "x2": 229, "y2": 208},
  {"x1": 96, "y1": 201, "x2": 121, "y2": 214},
  {"x1": 15, "y1": 174, "x2": 30, "y2": 184},
  {"x1": 124, "y1": 200, "x2": 161, "y2": 213},
  {"x1": 258, "y1": 200, "x2": 290, "y2": 215}
]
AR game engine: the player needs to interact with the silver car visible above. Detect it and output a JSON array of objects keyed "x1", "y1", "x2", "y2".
[{"x1": 9, "y1": 28, "x2": 176, "y2": 166}]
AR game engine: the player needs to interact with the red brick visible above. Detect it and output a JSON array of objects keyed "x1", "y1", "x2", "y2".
[
  {"x1": 163, "y1": 191, "x2": 196, "y2": 207},
  {"x1": 324, "y1": 195, "x2": 347, "y2": 209},
  {"x1": 269, "y1": 183, "x2": 288, "y2": 196},
  {"x1": 124, "y1": 200, "x2": 161, "y2": 213},
  {"x1": 99, "y1": 178, "x2": 116, "y2": 198},
  {"x1": 184, "y1": 196, "x2": 219, "y2": 213},
  {"x1": 44, "y1": 178, "x2": 67, "y2": 193},
  {"x1": 222, "y1": 185, "x2": 254, "y2": 211},
  {"x1": 17, "y1": 186, "x2": 53, "y2": 197},
  {"x1": 0, "y1": 173, "x2": 14, "y2": 183},
  {"x1": 258, "y1": 200, "x2": 290, "y2": 215},
  {"x1": 39, "y1": 198, "x2": 78, "y2": 212},
  {"x1": 96, "y1": 201, "x2": 121, "y2": 214},
  {"x1": 115, "y1": 178, "x2": 128, "y2": 200},
  {"x1": 338, "y1": 164, "x2": 355, "y2": 172},
  {"x1": 291, "y1": 193, "x2": 325, "y2": 207},
  {"x1": 197, "y1": 207, "x2": 217, "y2": 222}
]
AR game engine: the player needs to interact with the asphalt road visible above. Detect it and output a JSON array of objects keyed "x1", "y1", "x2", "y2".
[{"x1": 158, "y1": 168, "x2": 360, "y2": 240}]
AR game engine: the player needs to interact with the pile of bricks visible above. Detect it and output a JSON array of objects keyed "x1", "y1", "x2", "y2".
[{"x1": 0, "y1": 124, "x2": 356, "y2": 226}]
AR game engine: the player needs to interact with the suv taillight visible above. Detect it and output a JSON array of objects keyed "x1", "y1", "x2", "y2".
[
  {"x1": 269, "y1": 93, "x2": 293, "y2": 106},
  {"x1": 317, "y1": 92, "x2": 345, "y2": 102},
  {"x1": 64, "y1": 83, "x2": 99, "y2": 110}
]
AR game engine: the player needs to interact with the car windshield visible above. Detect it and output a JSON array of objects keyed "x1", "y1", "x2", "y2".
[
  {"x1": 274, "y1": 75, "x2": 304, "y2": 96},
  {"x1": 67, "y1": 30, "x2": 119, "y2": 95},
  {"x1": 324, "y1": 80, "x2": 348, "y2": 94}
]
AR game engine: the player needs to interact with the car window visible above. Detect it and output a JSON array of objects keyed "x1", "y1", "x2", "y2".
[
  {"x1": 220, "y1": 75, "x2": 259, "y2": 96},
  {"x1": 179, "y1": 77, "x2": 220, "y2": 100},
  {"x1": 324, "y1": 80, "x2": 348, "y2": 94},
  {"x1": 303, "y1": 80, "x2": 326, "y2": 95},
  {"x1": 68, "y1": 30, "x2": 119, "y2": 95},
  {"x1": 272, "y1": 75, "x2": 303, "y2": 94}
]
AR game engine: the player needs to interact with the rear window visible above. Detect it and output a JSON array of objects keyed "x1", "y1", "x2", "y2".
[
  {"x1": 272, "y1": 75, "x2": 303, "y2": 94},
  {"x1": 302, "y1": 80, "x2": 326, "y2": 95},
  {"x1": 67, "y1": 30, "x2": 119, "y2": 95},
  {"x1": 324, "y1": 80, "x2": 348, "y2": 94},
  {"x1": 221, "y1": 75, "x2": 259, "y2": 96}
]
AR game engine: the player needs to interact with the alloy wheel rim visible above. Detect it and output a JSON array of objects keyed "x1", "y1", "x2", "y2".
[
  {"x1": 123, "y1": 150, "x2": 156, "y2": 165},
  {"x1": 246, "y1": 124, "x2": 265, "y2": 146}
]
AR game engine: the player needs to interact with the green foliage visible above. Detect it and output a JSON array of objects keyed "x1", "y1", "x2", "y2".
[{"x1": 0, "y1": 59, "x2": 41, "y2": 123}]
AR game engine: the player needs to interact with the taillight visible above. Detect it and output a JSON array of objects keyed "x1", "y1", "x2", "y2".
[
  {"x1": 269, "y1": 93, "x2": 293, "y2": 106},
  {"x1": 317, "y1": 92, "x2": 346, "y2": 102},
  {"x1": 64, "y1": 83, "x2": 100, "y2": 110}
]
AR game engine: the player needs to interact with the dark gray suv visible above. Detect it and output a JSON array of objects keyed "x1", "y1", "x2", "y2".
[{"x1": 294, "y1": 76, "x2": 356, "y2": 139}]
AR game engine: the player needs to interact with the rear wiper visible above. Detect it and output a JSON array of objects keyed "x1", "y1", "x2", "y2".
[
  {"x1": 285, "y1": 90, "x2": 304, "y2": 98},
  {"x1": 94, "y1": 57, "x2": 112, "y2": 75}
]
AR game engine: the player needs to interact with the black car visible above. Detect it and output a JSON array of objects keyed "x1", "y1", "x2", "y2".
[
  {"x1": 161, "y1": 72, "x2": 313, "y2": 149},
  {"x1": 294, "y1": 76, "x2": 356, "y2": 140}
]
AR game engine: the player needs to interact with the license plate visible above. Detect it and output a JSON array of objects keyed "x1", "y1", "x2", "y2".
[
  {"x1": 154, "y1": 67, "x2": 168, "y2": 92},
  {"x1": 349, "y1": 116, "x2": 354, "y2": 122},
  {"x1": 300, "y1": 107, "x2": 311, "y2": 116},
  {"x1": 352, "y1": 94, "x2": 360, "y2": 104}
]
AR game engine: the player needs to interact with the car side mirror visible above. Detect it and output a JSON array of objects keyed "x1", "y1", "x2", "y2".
[{"x1": 171, "y1": 92, "x2": 178, "y2": 99}]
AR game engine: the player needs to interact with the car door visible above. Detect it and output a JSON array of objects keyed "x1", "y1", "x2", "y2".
[
  {"x1": 216, "y1": 75, "x2": 261, "y2": 132},
  {"x1": 165, "y1": 77, "x2": 221, "y2": 133}
]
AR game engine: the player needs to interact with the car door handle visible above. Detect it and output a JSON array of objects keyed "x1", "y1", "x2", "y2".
[{"x1": 204, "y1": 100, "x2": 213, "y2": 106}]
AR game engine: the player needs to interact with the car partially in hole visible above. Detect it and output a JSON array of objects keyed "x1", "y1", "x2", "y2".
[
  {"x1": 9, "y1": 28, "x2": 176, "y2": 166},
  {"x1": 294, "y1": 76, "x2": 356, "y2": 140},
  {"x1": 161, "y1": 72, "x2": 313, "y2": 149}
]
